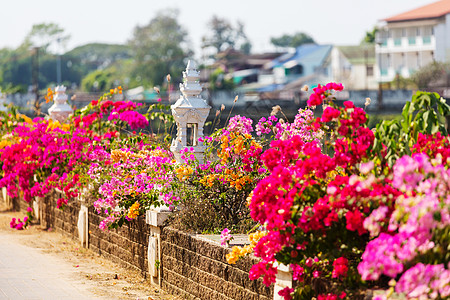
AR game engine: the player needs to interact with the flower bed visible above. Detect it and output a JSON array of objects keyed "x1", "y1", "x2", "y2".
[{"x1": 1, "y1": 78, "x2": 449, "y2": 300}]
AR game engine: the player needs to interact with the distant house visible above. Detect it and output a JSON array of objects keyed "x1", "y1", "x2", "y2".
[
  {"x1": 326, "y1": 45, "x2": 377, "y2": 90},
  {"x1": 263, "y1": 44, "x2": 332, "y2": 85},
  {"x1": 376, "y1": 0, "x2": 450, "y2": 82},
  {"x1": 210, "y1": 48, "x2": 285, "y2": 85}
]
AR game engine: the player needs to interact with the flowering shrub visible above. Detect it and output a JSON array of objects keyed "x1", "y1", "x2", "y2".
[
  {"x1": 0, "y1": 88, "x2": 153, "y2": 229},
  {"x1": 2, "y1": 78, "x2": 449, "y2": 300},
  {"x1": 358, "y1": 152, "x2": 450, "y2": 299},
  {"x1": 248, "y1": 101, "x2": 375, "y2": 298},
  {"x1": 87, "y1": 142, "x2": 178, "y2": 230},
  {"x1": 171, "y1": 105, "x2": 322, "y2": 234},
  {"x1": 256, "y1": 107, "x2": 322, "y2": 143},
  {"x1": 245, "y1": 84, "x2": 450, "y2": 299},
  {"x1": 171, "y1": 115, "x2": 265, "y2": 233}
]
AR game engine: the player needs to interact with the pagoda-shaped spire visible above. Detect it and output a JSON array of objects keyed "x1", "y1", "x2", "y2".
[{"x1": 180, "y1": 60, "x2": 202, "y2": 98}]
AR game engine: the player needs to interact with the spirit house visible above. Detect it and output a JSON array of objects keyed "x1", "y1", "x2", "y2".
[
  {"x1": 48, "y1": 85, "x2": 73, "y2": 122},
  {"x1": 170, "y1": 60, "x2": 211, "y2": 163}
]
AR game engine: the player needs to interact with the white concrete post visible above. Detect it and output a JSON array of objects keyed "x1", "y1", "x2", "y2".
[
  {"x1": 145, "y1": 205, "x2": 171, "y2": 286},
  {"x1": 77, "y1": 188, "x2": 90, "y2": 248},
  {"x1": 33, "y1": 197, "x2": 41, "y2": 221},
  {"x1": 2, "y1": 187, "x2": 12, "y2": 210},
  {"x1": 274, "y1": 264, "x2": 293, "y2": 300},
  {"x1": 77, "y1": 204, "x2": 89, "y2": 248},
  {"x1": 0, "y1": 90, "x2": 7, "y2": 112},
  {"x1": 48, "y1": 85, "x2": 73, "y2": 122},
  {"x1": 170, "y1": 60, "x2": 211, "y2": 163}
]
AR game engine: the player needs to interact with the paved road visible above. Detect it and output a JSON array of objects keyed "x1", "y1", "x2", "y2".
[{"x1": 0, "y1": 231, "x2": 104, "y2": 300}]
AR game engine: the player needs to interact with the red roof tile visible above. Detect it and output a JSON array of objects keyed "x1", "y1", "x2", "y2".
[{"x1": 385, "y1": 0, "x2": 450, "y2": 22}]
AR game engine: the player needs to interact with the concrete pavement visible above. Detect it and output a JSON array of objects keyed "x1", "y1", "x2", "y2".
[{"x1": 0, "y1": 231, "x2": 105, "y2": 300}]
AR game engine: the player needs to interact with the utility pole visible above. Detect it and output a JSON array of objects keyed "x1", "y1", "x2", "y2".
[
  {"x1": 56, "y1": 37, "x2": 62, "y2": 84},
  {"x1": 31, "y1": 47, "x2": 40, "y2": 115},
  {"x1": 364, "y1": 48, "x2": 368, "y2": 91},
  {"x1": 375, "y1": 32, "x2": 384, "y2": 111}
]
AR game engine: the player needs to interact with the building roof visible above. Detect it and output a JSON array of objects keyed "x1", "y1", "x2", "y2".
[
  {"x1": 385, "y1": 0, "x2": 450, "y2": 22},
  {"x1": 213, "y1": 48, "x2": 285, "y2": 71},
  {"x1": 337, "y1": 45, "x2": 375, "y2": 65},
  {"x1": 268, "y1": 44, "x2": 332, "y2": 69}
]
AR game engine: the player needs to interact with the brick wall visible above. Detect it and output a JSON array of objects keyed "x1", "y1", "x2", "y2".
[
  {"x1": 36, "y1": 192, "x2": 273, "y2": 299},
  {"x1": 39, "y1": 191, "x2": 151, "y2": 276},
  {"x1": 40, "y1": 191, "x2": 79, "y2": 239},
  {"x1": 88, "y1": 208, "x2": 150, "y2": 275},
  {"x1": 161, "y1": 227, "x2": 273, "y2": 300}
]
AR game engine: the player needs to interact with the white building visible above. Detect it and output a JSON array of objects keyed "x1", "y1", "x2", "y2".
[
  {"x1": 376, "y1": 0, "x2": 450, "y2": 82},
  {"x1": 327, "y1": 45, "x2": 377, "y2": 90}
]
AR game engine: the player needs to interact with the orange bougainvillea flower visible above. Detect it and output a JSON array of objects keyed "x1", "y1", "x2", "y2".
[
  {"x1": 110, "y1": 89, "x2": 114, "y2": 94},
  {"x1": 127, "y1": 201, "x2": 140, "y2": 219},
  {"x1": 45, "y1": 88, "x2": 54, "y2": 103}
]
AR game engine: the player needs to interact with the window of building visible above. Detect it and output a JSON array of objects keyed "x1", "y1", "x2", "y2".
[
  {"x1": 366, "y1": 65, "x2": 374, "y2": 76},
  {"x1": 423, "y1": 26, "x2": 432, "y2": 36},
  {"x1": 407, "y1": 28, "x2": 414, "y2": 37},
  {"x1": 422, "y1": 26, "x2": 433, "y2": 44},
  {"x1": 402, "y1": 28, "x2": 407, "y2": 37},
  {"x1": 416, "y1": 27, "x2": 421, "y2": 36},
  {"x1": 285, "y1": 65, "x2": 303, "y2": 75},
  {"x1": 407, "y1": 28, "x2": 416, "y2": 45}
]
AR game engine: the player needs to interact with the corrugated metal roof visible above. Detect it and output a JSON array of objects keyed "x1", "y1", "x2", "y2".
[
  {"x1": 270, "y1": 44, "x2": 332, "y2": 69},
  {"x1": 337, "y1": 45, "x2": 375, "y2": 65}
]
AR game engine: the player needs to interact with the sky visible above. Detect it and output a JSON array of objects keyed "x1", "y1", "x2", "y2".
[{"x1": 0, "y1": 0, "x2": 436, "y2": 57}]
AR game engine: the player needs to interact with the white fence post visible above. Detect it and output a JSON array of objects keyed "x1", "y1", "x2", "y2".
[
  {"x1": 146, "y1": 206, "x2": 171, "y2": 286},
  {"x1": 77, "y1": 204, "x2": 89, "y2": 248},
  {"x1": 274, "y1": 264, "x2": 293, "y2": 300},
  {"x1": 2, "y1": 187, "x2": 12, "y2": 210}
]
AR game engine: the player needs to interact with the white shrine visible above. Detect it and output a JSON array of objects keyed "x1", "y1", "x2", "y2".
[
  {"x1": 48, "y1": 85, "x2": 73, "y2": 122},
  {"x1": 170, "y1": 60, "x2": 211, "y2": 163}
]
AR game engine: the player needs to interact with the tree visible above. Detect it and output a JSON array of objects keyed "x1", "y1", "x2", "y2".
[
  {"x1": 202, "y1": 16, "x2": 252, "y2": 54},
  {"x1": 22, "y1": 23, "x2": 70, "y2": 53},
  {"x1": 209, "y1": 68, "x2": 234, "y2": 91},
  {"x1": 80, "y1": 59, "x2": 134, "y2": 92},
  {"x1": 361, "y1": 27, "x2": 378, "y2": 45},
  {"x1": 66, "y1": 43, "x2": 132, "y2": 70},
  {"x1": 0, "y1": 49, "x2": 31, "y2": 93},
  {"x1": 128, "y1": 9, "x2": 192, "y2": 87},
  {"x1": 410, "y1": 61, "x2": 450, "y2": 89},
  {"x1": 270, "y1": 32, "x2": 315, "y2": 48}
]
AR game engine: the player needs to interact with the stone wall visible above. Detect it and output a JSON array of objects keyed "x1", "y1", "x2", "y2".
[
  {"x1": 39, "y1": 191, "x2": 151, "y2": 276},
  {"x1": 40, "y1": 191, "x2": 79, "y2": 240},
  {"x1": 161, "y1": 227, "x2": 273, "y2": 300},
  {"x1": 33, "y1": 192, "x2": 273, "y2": 299},
  {"x1": 88, "y1": 208, "x2": 150, "y2": 275}
]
